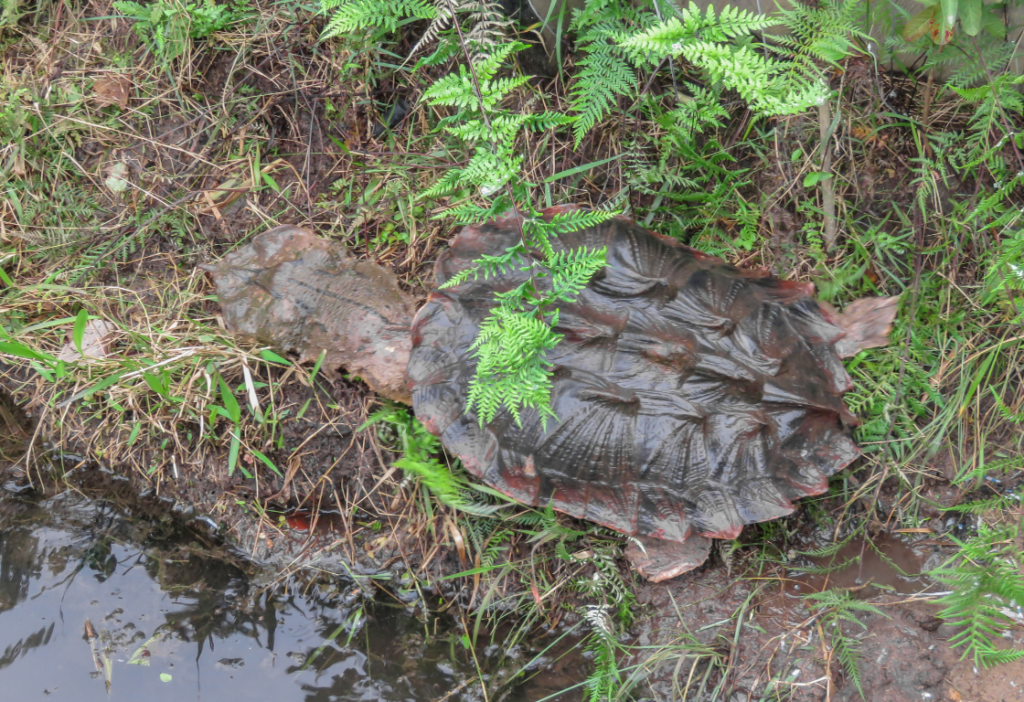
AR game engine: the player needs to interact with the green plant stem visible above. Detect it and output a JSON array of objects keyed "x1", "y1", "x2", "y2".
[
  {"x1": 818, "y1": 99, "x2": 838, "y2": 249},
  {"x1": 442, "y1": 0, "x2": 533, "y2": 286}
]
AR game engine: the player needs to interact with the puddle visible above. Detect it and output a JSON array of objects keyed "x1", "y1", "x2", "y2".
[
  {"x1": 784, "y1": 532, "x2": 928, "y2": 598},
  {"x1": 0, "y1": 489, "x2": 583, "y2": 701}
]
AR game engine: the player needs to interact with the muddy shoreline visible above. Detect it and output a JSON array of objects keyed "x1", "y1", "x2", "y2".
[{"x1": 2, "y1": 378, "x2": 1011, "y2": 701}]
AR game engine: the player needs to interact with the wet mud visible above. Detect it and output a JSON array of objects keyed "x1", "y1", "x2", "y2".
[
  {"x1": 0, "y1": 384, "x2": 31, "y2": 466},
  {"x1": 629, "y1": 527, "x2": 994, "y2": 702},
  {"x1": 637, "y1": 572, "x2": 933, "y2": 700},
  {"x1": 785, "y1": 532, "x2": 930, "y2": 598}
]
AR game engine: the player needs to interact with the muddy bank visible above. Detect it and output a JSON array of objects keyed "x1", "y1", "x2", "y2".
[
  {"x1": 0, "y1": 375, "x2": 996, "y2": 701},
  {"x1": 632, "y1": 538, "x2": 962, "y2": 701},
  {"x1": 0, "y1": 363, "x2": 416, "y2": 581}
]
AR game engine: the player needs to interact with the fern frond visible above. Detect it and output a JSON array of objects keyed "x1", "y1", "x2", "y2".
[
  {"x1": 461, "y1": 0, "x2": 511, "y2": 62},
  {"x1": 620, "y1": 4, "x2": 830, "y2": 118},
  {"x1": 565, "y1": 0, "x2": 652, "y2": 146},
  {"x1": 361, "y1": 406, "x2": 505, "y2": 516},
  {"x1": 569, "y1": 46, "x2": 637, "y2": 145},
  {"x1": 524, "y1": 112, "x2": 578, "y2": 131},
  {"x1": 442, "y1": 197, "x2": 514, "y2": 225},
  {"x1": 620, "y1": 4, "x2": 777, "y2": 59},
  {"x1": 548, "y1": 246, "x2": 607, "y2": 302},
  {"x1": 804, "y1": 589, "x2": 886, "y2": 698},
  {"x1": 460, "y1": 148, "x2": 522, "y2": 195},
  {"x1": 933, "y1": 523, "x2": 1024, "y2": 668},
  {"x1": 977, "y1": 647, "x2": 1024, "y2": 666},
  {"x1": 440, "y1": 245, "x2": 528, "y2": 288},
  {"x1": 466, "y1": 305, "x2": 563, "y2": 428},
  {"x1": 320, "y1": 0, "x2": 434, "y2": 38},
  {"x1": 545, "y1": 209, "x2": 617, "y2": 234},
  {"x1": 679, "y1": 42, "x2": 829, "y2": 115},
  {"x1": 408, "y1": 0, "x2": 509, "y2": 62},
  {"x1": 772, "y1": 0, "x2": 865, "y2": 66}
]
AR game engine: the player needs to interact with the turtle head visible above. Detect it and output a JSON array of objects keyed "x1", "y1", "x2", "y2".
[{"x1": 200, "y1": 225, "x2": 419, "y2": 404}]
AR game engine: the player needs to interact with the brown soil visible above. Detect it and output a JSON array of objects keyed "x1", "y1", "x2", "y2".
[
  {"x1": 949, "y1": 656, "x2": 1024, "y2": 702},
  {"x1": 633, "y1": 553, "x2": 962, "y2": 701}
]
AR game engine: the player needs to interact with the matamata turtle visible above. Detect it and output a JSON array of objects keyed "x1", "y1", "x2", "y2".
[{"x1": 201, "y1": 206, "x2": 898, "y2": 582}]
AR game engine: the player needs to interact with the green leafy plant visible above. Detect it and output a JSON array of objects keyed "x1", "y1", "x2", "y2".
[
  {"x1": 113, "y1": 0, "x2": 238, "y2": 64},
  {"x1": 319, "y1": 0, "x2": 434, "y2": 39},
  {"x1": 420, "y1": 42, "x2": 612, "y2": 426},
  {"x1": 803, "y1": 589, "x2": 887, "y2": 697},
  {"x1": 204, "y1": 367, "x2": 280, "y2": 479},
  {"x1": 619, "y1": 2, "x2": 832, "y2": 117},
  {"x1": 360, "y1": 404, "x2": 509, "y2": 515},
  {"x1": 439, "y1": 213, "x2": 610, "y2": 428},
  {"x1": 319, "y1": 0, "x2": 508, "y2": 59},
  {"x1": 932, "y1": 521, "x2": 1024, "y2": 668},
  {"x1": 409, "y1": 0, "x2": 509, "y2": 62},
  {"x1": 566, "y1": 0, "x2": 652, "y2": 146},
  {"x1": 581, "y1": 603, "x2": 625, "y2": 701},
  {"x1": 566, "y1": 0, "x2": 858, "y2": 147}
]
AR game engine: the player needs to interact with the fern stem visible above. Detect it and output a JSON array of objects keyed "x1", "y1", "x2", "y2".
[
  {"x1": 442, "y1": 0, "x2": 532, "y2": 282},
  {"x1": 818, "y1": 99, "x2": 838, "y2": 250}
]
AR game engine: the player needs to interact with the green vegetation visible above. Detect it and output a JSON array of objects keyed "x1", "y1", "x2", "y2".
[
  {"x1": 803, "y1": 589, "x2": 887, "y2": 697},
  {"x1": 1, "y1": 0, "x2": 1024, "y2": 697},
  {"x1": 933, "y1": 521, "x2": 1024, "y2": 668},
  {"x1": 420, "y1": 42, "x2": 611, "y2": 425},
  {"x1": 113, "y1": 0, "x2": 243, "y2": 64}
]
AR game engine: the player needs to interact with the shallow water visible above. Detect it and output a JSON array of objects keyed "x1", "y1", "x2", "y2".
[
  {"x1": 0, "y1": 490, "x2": 580, "y2": 702},
  {"x1": 784, "y1": 531, "x2": 928, "y2": 598}
]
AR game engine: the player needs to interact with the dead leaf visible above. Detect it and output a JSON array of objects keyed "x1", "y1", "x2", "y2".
[
  {"x1": 198, "y1": 159, "x2": 290, "y2": 215},
  {"x1": 446, "y1": 517, "x2": 468, "y2": 569},
  {"x1": 12, "y1": 151, "x2": 26, "y2": 178},
  {"x1": 93, "y1": 75, "x2": 130, "y2": 109},
  {"x1": 58, "y1": 319, "x2": 118, "y2": 362}
]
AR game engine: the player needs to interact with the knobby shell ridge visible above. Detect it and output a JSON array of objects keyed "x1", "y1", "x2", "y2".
[{"x1": 407, "y1": 211, "x2": 860, "y2": 543}]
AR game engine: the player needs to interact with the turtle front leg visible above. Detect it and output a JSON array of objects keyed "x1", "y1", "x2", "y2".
[{"x1": 625, "y1": 534, "x2": 712, "y2": 582}]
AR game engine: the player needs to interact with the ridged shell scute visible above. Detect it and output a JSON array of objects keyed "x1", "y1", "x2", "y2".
[{"x1": 407, "y1": 212, "x2": 860, "y2": 543}]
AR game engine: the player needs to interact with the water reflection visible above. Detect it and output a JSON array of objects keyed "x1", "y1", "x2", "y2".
[{"x1": 0, "y1": 490, "x2": 576, "y2": 701}]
